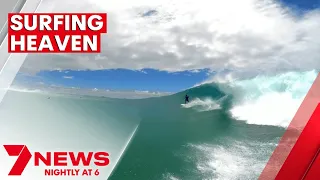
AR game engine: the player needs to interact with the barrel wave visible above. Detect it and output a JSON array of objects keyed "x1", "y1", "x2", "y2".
[
  {"x1": 110, "y1": 70, "x2": 317, "y2": 180},
  {"x1": 1, "y1": 70, "x2": 317, "y2": 180}
]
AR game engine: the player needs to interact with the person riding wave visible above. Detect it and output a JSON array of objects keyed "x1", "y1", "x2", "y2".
[{"x1": 185, "y1": 94, "x2": 189, "y2": 104}]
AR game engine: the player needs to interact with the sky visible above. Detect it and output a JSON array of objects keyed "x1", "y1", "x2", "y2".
[
  {"x1": 14, "y1": 69, "x2": 211, "y2": 92},
  {"x1": 14, "y1": 0, "x2": 320, "y2": 93},
  {"x1": 280, "y1": 0, "x2": 320, "y2": 11}
]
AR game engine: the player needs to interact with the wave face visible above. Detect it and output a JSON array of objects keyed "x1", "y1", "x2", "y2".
[
  {"x1": 0, "y1": 90, "x2": 141, "y2": 179},
  {"x1": 2, "y1": 70, "x2": 317, "y2": 180}
]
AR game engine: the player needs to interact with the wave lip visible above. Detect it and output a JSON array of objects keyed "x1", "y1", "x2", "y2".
[
  {"x1": 226, "y1": 70, "x2": 318, "y2": 127},
  {"x1": 230, "y1": 92, "x2": 303, "y2": 127}
]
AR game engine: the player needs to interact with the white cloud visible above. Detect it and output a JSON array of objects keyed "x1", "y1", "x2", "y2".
[
  {"x1": 63, "y1": 76, "x2": 74, "y2": 79},
  {"x1": 20, "y1": 0, "x2": 320, "y2": 79},
  {"x1": 7, "y1": 84, "x2": 172, "y2": 99}
]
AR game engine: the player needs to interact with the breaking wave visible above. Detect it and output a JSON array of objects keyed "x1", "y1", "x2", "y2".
[
  {"x1": 8, "y1": 70, "x2": 317, "y2": 180},
  {"x1": 226, "y1": 70, "x2": 317, "y2": 127},
  {"x1": 178, "y1": 70, "x2": 317, "y2": 127}
]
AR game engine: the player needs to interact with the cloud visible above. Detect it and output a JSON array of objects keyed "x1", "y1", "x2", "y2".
[
  {"x1": 63, "y1": 76, "x2": 74, "y2": 79},
  {"x1": 7, "y1": 84, "x2": 172, "y2": 99},
  {"x1": 20, "y1": 0, "x2": 320, "y2": 79}
]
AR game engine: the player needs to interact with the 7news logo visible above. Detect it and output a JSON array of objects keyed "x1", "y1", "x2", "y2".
[{"x1": 3, "y1": 145, "x2": 110, "y2": 177}]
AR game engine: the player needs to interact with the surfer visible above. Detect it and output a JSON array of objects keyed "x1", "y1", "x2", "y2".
[{"x1": 185, "y1": 94, "x2": 189, "y2": 104}]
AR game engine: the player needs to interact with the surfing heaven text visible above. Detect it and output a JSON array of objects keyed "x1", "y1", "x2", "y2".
[{"x1": 8, "y1": 13, "x2": 107, "y2": 53}]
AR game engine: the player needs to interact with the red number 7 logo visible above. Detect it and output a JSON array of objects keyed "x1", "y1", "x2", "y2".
[{"x1": 3, "y1": 145, "x2": 32, "y2": 176}]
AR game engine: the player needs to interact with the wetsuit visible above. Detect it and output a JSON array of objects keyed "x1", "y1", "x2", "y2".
[{"x1": 185, "y1": 95, "x2": 189, "y2": 104}]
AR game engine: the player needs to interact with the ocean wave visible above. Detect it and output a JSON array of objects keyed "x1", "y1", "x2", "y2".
[
  {"x1": 179, "y1": 70, "x2": 317, "y2": 127},
  {"x1": 10, "y1": 70, "x2": 318, "y2": 128}
]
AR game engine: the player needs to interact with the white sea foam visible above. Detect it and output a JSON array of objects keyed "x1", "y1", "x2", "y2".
[
  {"x1": 181, "y1": 97, "x2": 222, "y2": 112},
  {"x1": 189, "y1": 140, "x2": 276, "y2": 180},
  {"x1": 162, "y1": 173, "x2": 181, "y2": 180},
  {"x1": 226, "y1": 70, "x2": 317, "y2": 127}
]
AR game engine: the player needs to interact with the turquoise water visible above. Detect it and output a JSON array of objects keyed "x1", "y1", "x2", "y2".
[
  {"x1": 109, "y1": 84, "x2": 284, "y2": 180},
  {"x1": 1, "y1": 70, "x2": 317, "y2": 180},
  {"x1": 110, "y1": 71, "x2": 317, "y2": 179}
]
